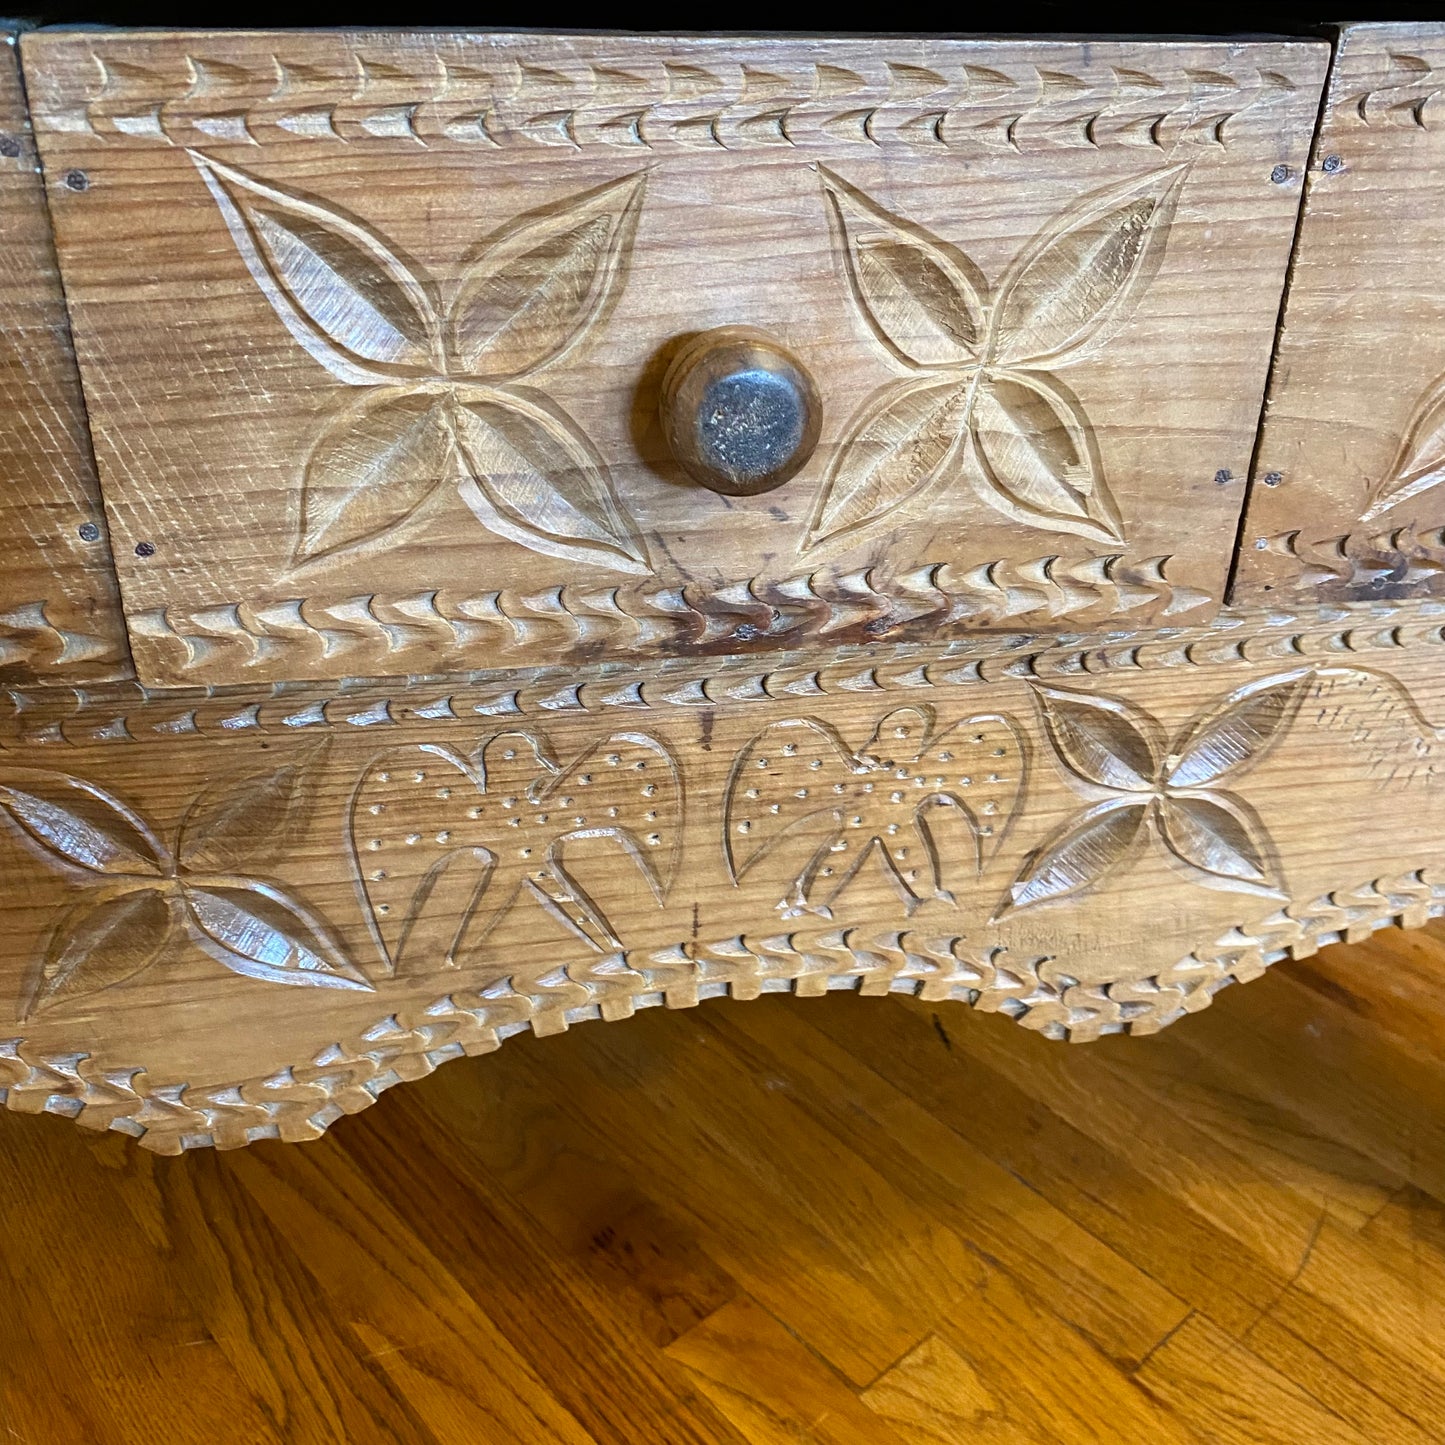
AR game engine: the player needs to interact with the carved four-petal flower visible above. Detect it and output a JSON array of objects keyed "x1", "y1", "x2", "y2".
[
  {"x1": 0, "y1": 751, "x2": 366, "y2": 1018},
  {"x1": 194, "y1": 155, "x2": 650, "y2": 573},
  {"x1": 807, "y1": 165, "x2": 1187, "y2": 553},
  {"x1": 998, "y1": 673, "x2": 1310, "y2": 917}
]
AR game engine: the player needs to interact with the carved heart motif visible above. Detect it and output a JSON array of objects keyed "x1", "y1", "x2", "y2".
[
  {"x1": 725, "y1": 706, "x2": 1025, "y2": 919},
  {"x1": 349, "y1": 730, "x2": 682, "y2": 975}
]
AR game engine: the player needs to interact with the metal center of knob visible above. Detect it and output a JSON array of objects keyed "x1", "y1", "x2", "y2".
[{"x1": 660, "y1": 327, "x2": 822, "y2": 496}]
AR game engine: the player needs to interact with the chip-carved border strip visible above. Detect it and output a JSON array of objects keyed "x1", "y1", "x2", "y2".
[
  {"x1": 120, "y1": 552, "x2": 1213, "y2": 689},
  {"x1": 48, "y1": 41, "x2": 1314, "y2": 155},
  {"x1": 0, "y1": 598, "x2": 126, "y2": 676},
  {"x1": 1, "y1": 870, "x2": 1437, "y2": 1153},
  {"x1": 6, "y1": 598, "x2": 1445, "y2": 749},
  {"x1": 1244, "y1": 526, "x2": 1445, "y2": 603}
]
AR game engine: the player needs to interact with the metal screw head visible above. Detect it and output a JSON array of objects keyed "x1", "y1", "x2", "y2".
[
  {"x1": 63, "y1": 169, "x2": 89, "y2": 192},
  {"x1": 1270, "y1": 164, "x2": 1290, "y2": 184},
  {"x1": 0, "y1": 135, "x2": 20, "y2": 160},
  {"x1": 1322, "y1": 154, "x2": 1344, "y2": 174},
  {"x1": 134, "y1": 540, "x2": 155, "y2": 558},
  {"x1": 77, "y1": 522, "x2": 100, "y2": 542},
  {"x1": 1214, "y1": 469, "x2": 1232, "y2": 485},
  {"x1": 1263, "y1": 471, "x2": 1283, "y2": 487}
]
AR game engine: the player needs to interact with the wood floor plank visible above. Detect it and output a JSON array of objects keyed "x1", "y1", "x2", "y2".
[
  {"x1": 1246, "y1": 1193, "x2": 1445, "y2": 1437},
  {"x1": 705, "y1": 998, "x2": 1189, "y2": 1366},
  {"x1": 0, "y1": 1123, "x2": 284, "y2": 1445},
  {"x1": 862, "y1": 1334, "x2": 1036, "y2": 1445},
  {"x1": 1290, "y1": 920, "x2": 1445, "y2": 1063},
  {"x1": 1087, "y1": 1023, "x2": 1399, "y2": 1231},
  {"x1": 391, "y1": 1071, "x2": 739, "y2": 1352},
  {"x1": 417, "y1": 1006, "x2": 985, "y2": 1387},
  {"x1": 666, "y1": 1295, "x2": 912, "y2": 1445},
  {"x1": 933, "y1": 1259, "x2": 1203, "y2": 1445},
  {"x1": 805, "y1": 993, "x2": 1308, "y2": 1335},
  {"x1": 896, "y1": 993, "x2": 1345, "y2": 1270},
  {"x1": 340, "y1": 1090, "x2": 756, "y2": 1445},
  {"x1": 1172, "y1": 968, "x2": 1445, "y2": 1206},
  {"x1": 220, "y1": 1140, "x2": 600, "y2": 1445},
  {"x1": 122, "y1": 1147, "x2": 440, "y2": 1445},
  {"x1": 1136, "y1": 1313, "x2": 1379, "y2": 1445},
  {"x1": 1243, "y1": 1313, "x2": 1443, "y2": 1445}
]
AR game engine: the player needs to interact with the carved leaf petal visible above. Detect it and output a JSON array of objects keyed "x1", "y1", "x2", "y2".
[
  {"x1": 350, "y1": 744, "x2": 494, "y2": 976},
  {"x1": 541, "y1": 731, "x2": 684, "y2": 902},
  {"x1": 992, "y1": 165, "x2": 1186, "y2": 368},
  {"x1": 802, "y1": 376, "x2": 972, "y2": 552},
  {"x1": 1033, "y1": 685, "x2": 1161, "y2": 791},
  {"x1": 1366, "y1": 373, "x2": 1445, "y2": 520},
  {"x1": 967, "y1": 370, "x2": 1123, "y2": 544},
  {"x1": 453, "y1": 389, "x2": 650, "y2": 574},
  {"x1": 913, "y1": 713, "x2": 1028, "y2": 870},
  {"x1": 997, "y1": 798, "x2": 1148, "y2": 916},
  {"x1": 1156, "y1": 793, "x2": 1280, "y2": 891},
  {"x1": 725, "y1": 718, "x2": 857, "y2": 881},
  {"x1": 0, "y1": 772, "x2": 168, "y2": 876},
  {"x1": 179, "y1": 751, "x2": 322, "y2": 873},
  {"x1": 182, "y1": 881, "x2": 371, "y2": 991},
  {"x1": 295, "y1": 390, "x2": 455, "y2": 565},
  {"x1": 191, "y1": 151, "x2": 440, "y2": 383},
  {"x1": 1167, "y1": 673, "x2": 1310, "y2": 788},
  {"x1": 820, "y1": 167, "x2": 987, "y2": 368},
  {"x1": 24, "y1": 888, "x2": 175, "y2": 1019},
  {"x1": 449, "y1": 170, "x2": 646, "y2": 379}
]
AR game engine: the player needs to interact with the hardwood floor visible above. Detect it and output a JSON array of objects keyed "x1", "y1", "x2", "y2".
[{"x1": 5, "y1": 925, "x2": 1445, "y2": 1444}]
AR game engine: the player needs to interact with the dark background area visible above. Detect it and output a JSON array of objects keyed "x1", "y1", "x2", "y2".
[{"x1": 5, "y1": 7, "x2": 1443, "y2": 37}]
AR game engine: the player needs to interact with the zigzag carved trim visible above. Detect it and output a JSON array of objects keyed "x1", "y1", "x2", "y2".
[
  {"x1": 123, "y1": 554, "x2": 1213, "y2": 688},
  {"x1": 53, "y1": 43, "x2": 1313, "y2": 155},
  {"x1": 0, "y1": 598, "x2": 127, "y2": 676},
  {"x1": 2, "y1": 870, "x2": 1437, "y2": 1153},
  {"x1": 7, "y1": 597, "x2": 1445, "y2": 749},
  {"x1": 1245, "y1": 526, "x2": 1445, "y2": 602}
]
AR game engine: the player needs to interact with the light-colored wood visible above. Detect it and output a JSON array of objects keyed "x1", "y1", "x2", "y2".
[
  {"x1": 1, "y1": 592, "x2": 1444, "y2": 1154},
  {"x1": 7, "y1": 923, "x2": 1445, "y2": 1442},
  {"x1": 0, "y1": 26, "x2": 128, "y2": 684},
  {"x1": 20, "y1": 30, "x2": 1325, "y2": 687},
  {"x1": 1237, "y1": 23, "x2": 1445, "y2": 605}
]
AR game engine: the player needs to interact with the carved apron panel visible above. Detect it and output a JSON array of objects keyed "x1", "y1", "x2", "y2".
[
  {"x1": 21, "y1": 31, "x2": 1325, "y2": 686},
  {"x1": 2, "y1": 599, "x2": 1445, "y2": 1153}
]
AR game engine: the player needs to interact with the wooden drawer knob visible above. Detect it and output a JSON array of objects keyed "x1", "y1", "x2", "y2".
[{"x1": 660, "y1": 327, "x2": 822, "y2": 496}]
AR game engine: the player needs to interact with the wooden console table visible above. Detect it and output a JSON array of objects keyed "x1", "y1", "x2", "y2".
[{"x1": 3, "y1": 24, "x2": 1443, "y2": 1154}]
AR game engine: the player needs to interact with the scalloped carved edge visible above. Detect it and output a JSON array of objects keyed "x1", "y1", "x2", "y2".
[
  {"x1": 8, "y1": 596, "x2": 1445, "y2": 750},
  {"x1": 44, "y1": 42, "x2": 1317, "y2": 156},
  {"x1": 2, "y1": 868, "x2": 1437, "y2": 1153},
  {"x1": 123, "y1": 552, "x2": 1213, "y2": 686}
]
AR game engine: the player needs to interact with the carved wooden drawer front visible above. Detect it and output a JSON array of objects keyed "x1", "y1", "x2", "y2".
[
  {"x1": 21, "y1": 31, "x2": 1326, "y2": 688},
  {"x1": 0, "y1": 28, "x2": 128, "y2": 684},
  {"x1": 1237, "y1": 24, "x2": 1445, "y2": 605}
]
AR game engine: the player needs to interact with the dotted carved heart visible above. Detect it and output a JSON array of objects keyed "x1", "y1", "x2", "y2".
[{"x1": 350, "y1": 730, "x2": 681, "y2": 974}]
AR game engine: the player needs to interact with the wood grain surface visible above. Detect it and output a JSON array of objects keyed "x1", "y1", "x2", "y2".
[
  {"x1": 0, "y1": 27, "x2": 129, "y2": 684},
  {"x1": 5, "y1": 921, "x2": 1445, "y2": 1443},
  {"x1": 20, "y1": 30, "x2": 1325, "y2": 687},
  {"x1": 1238, "y1": 22, "x2": 1445, "y2": 606}
]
